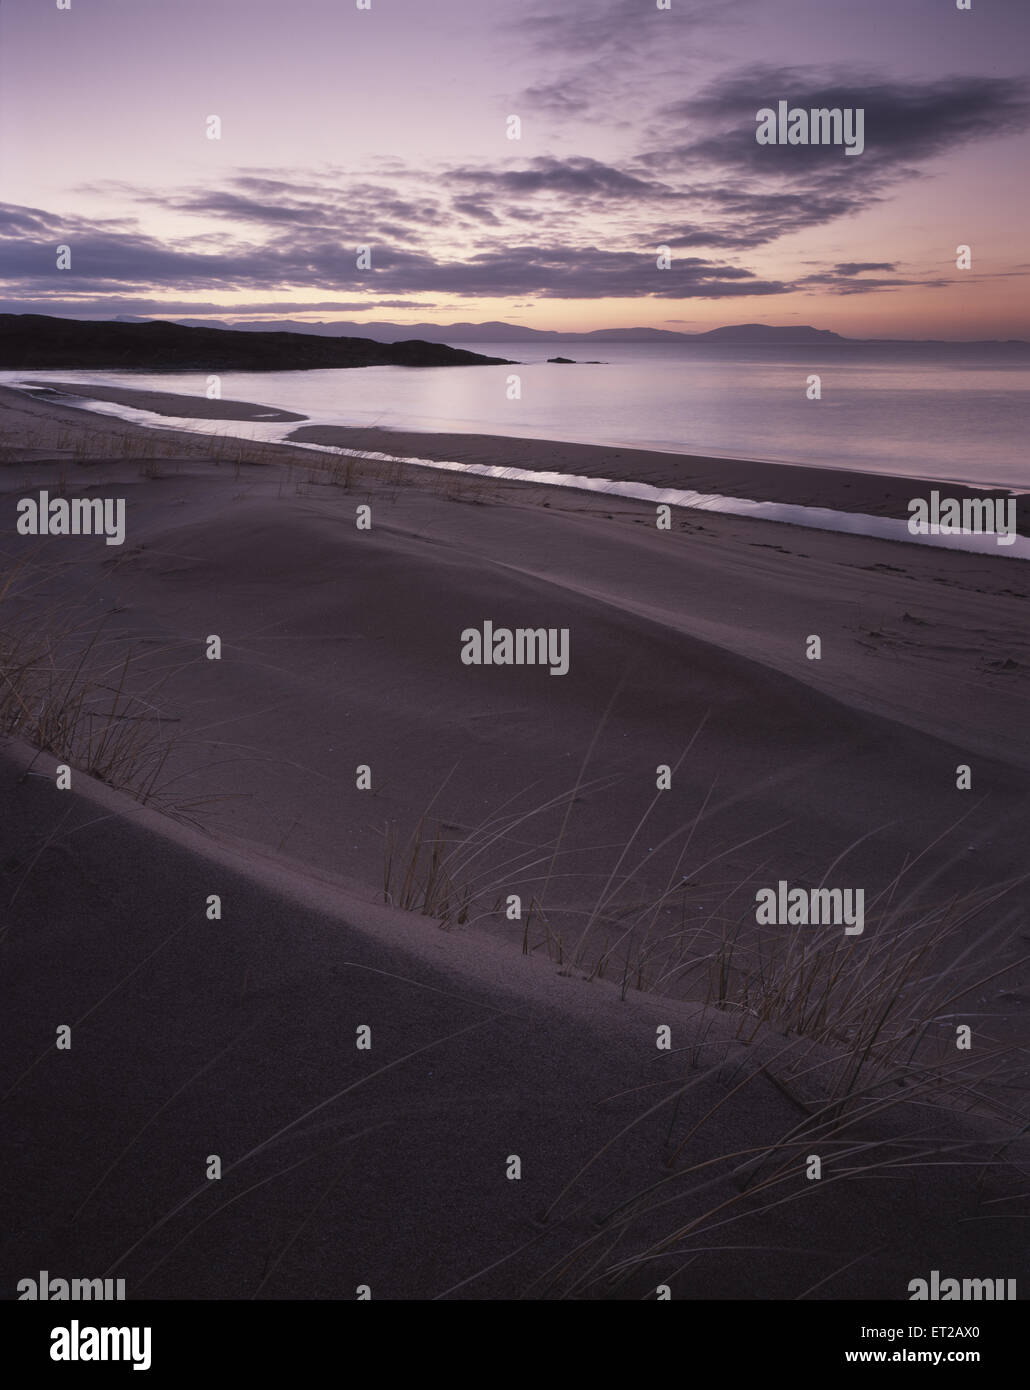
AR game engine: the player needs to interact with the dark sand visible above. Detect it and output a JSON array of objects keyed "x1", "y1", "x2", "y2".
[
  {"x1": 1, "y1": 383, "x2": 1028, "y2": 1299},
  {"x1": 2, "y1": 739, "x2": 1027, "y2": 1301}
]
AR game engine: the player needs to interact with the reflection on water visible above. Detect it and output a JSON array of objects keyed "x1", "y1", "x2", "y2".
[
  {"x1": 5, "y1": 341, "x2": 1029, "y2": 487},
  {"x1": 7, "y1": 377, "x2": 1026, "y2": 561}
]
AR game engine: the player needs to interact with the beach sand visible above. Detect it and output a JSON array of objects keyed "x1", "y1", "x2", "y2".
[{"x1": 1, "y1": 382, "x2": 1027, "y2": 1298}]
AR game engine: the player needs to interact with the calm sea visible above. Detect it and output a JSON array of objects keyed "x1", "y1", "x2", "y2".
[{"x1": 7, "y1": 340, "x2": 1029, "y2": 489}]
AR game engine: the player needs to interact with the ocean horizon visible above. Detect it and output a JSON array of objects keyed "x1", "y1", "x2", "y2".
[{"x1": 8, "y1": 340, "x2": 1027, "y2": 492}]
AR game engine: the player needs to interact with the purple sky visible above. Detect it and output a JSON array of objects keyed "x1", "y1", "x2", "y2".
[{"x1": 2, "y1": 0, "x2": 1028, "y2": 338}]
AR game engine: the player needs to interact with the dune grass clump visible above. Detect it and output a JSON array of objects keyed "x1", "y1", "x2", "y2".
[
  {"x1": 382, "y1": 815, "x2": 472, "y2": 926},
  {"x1": 0, "y1": 556, "x2": 179, "y2": 805},
  {"x1": 518, "y1": 1031, "x2": 1029, "y2": 1300},
  {"x1": 381, "y1": 753, "x2": 1027, "y2": 1111},
  {"x1": 385, "y1": 774, "x2": 1028, "y2": 1302}
]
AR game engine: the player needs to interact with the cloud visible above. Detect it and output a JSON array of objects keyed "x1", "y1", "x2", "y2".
[
  {"x1": 620, "y1": 68, "x2": 1030, "y2": 252},
  {"x1": 451, "y1": 198, "x2": 503, "y2": 225},
  {"x1": 0, "y1": 191, "x2": 786, "y2": 302},
  {"x1": 659, "y1": 68, "x2": 1030, "y2": 171},
  {"x1": 4, "y1": 66, "x2": 1026, "y2": 312},
  {"x1": 834, "y1": 262, "x2": 897, "y2": 275},
  {"x1": 445, "y1": 156, "x2": 684, "y2": 202},
  {"x1": 0, "y1": 298, "x2": 434, "y2": 318},
  {"x1": 512, "y1": 0, "x2": 753, "y2": 60},
  {"x1": 794, "y1": 261, "x2": 950, "y2": 296},
  {"x1": 509, "y1": 0, "x2": 757, "y2": 135}
]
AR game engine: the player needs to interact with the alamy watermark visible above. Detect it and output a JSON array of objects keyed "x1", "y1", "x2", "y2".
[
  {"x1": 755, "y1": 880, "x2": 864, "y2": 935},
  {"x1": 755, "y1": 100, "x2": 864, "y2": 156},
  {"x1": 50, "y1": 1320, "x2": 151, "y2": 1371},
  {"x1": 909, "y1": 1271, "x2": 1016, "y2": 1301},
  {"x1": 908, "y1": 491, "x2": 1016, "y2": 546},
  {"x1": 16, "y1": 491, "x2": 125, "y2": 546},
  {"x1": 18, "y1": 1272, "x2": 125, "y2": 1300},
  {"x1": 461, "y1": 621, "x2": 569, "y2": 676}
]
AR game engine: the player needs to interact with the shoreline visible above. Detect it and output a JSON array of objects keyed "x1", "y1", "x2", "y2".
[
  {"x1": 2, "y1": 370, "x2": 1028, "y2": 1297},
  {"x1": 9, "y1": 377, "x2": 1029, "y2": 539},
  {"x1": 2, "y1": 374, "x2": 1027, "y2": 768}
]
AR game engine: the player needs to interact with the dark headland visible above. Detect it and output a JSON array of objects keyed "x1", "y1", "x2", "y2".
[{"x1": 0, "y1": 314, "x2": 514, "y2": 371}]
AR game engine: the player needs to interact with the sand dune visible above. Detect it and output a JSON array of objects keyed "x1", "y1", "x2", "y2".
[
  {"x1": 2, "y1": 740, "x2": 1027, "y2": 1300},
  {"x1": 1, "y1": 385, "x2": 1028, "y2": 1298}
]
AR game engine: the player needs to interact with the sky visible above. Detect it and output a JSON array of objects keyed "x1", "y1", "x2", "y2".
[{"x1": 1, "y1": 0, "x2": 1029, "y2": 339}]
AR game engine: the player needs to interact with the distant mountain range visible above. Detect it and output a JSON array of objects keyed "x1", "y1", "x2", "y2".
[
  {"x1": 0, "y1": 316, "x2": 513, "y2": 371},
  {"x1": 4, "y1": 317, "x2": 1025, "y2": 373},
  {"x1": 111, "y1": 315, "x2": 1030, "y2": 348}
]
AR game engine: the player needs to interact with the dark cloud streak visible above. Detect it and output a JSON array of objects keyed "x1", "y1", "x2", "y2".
[{"x1": 4, "y1": 68, "x2": 1024, "y2": 308}]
